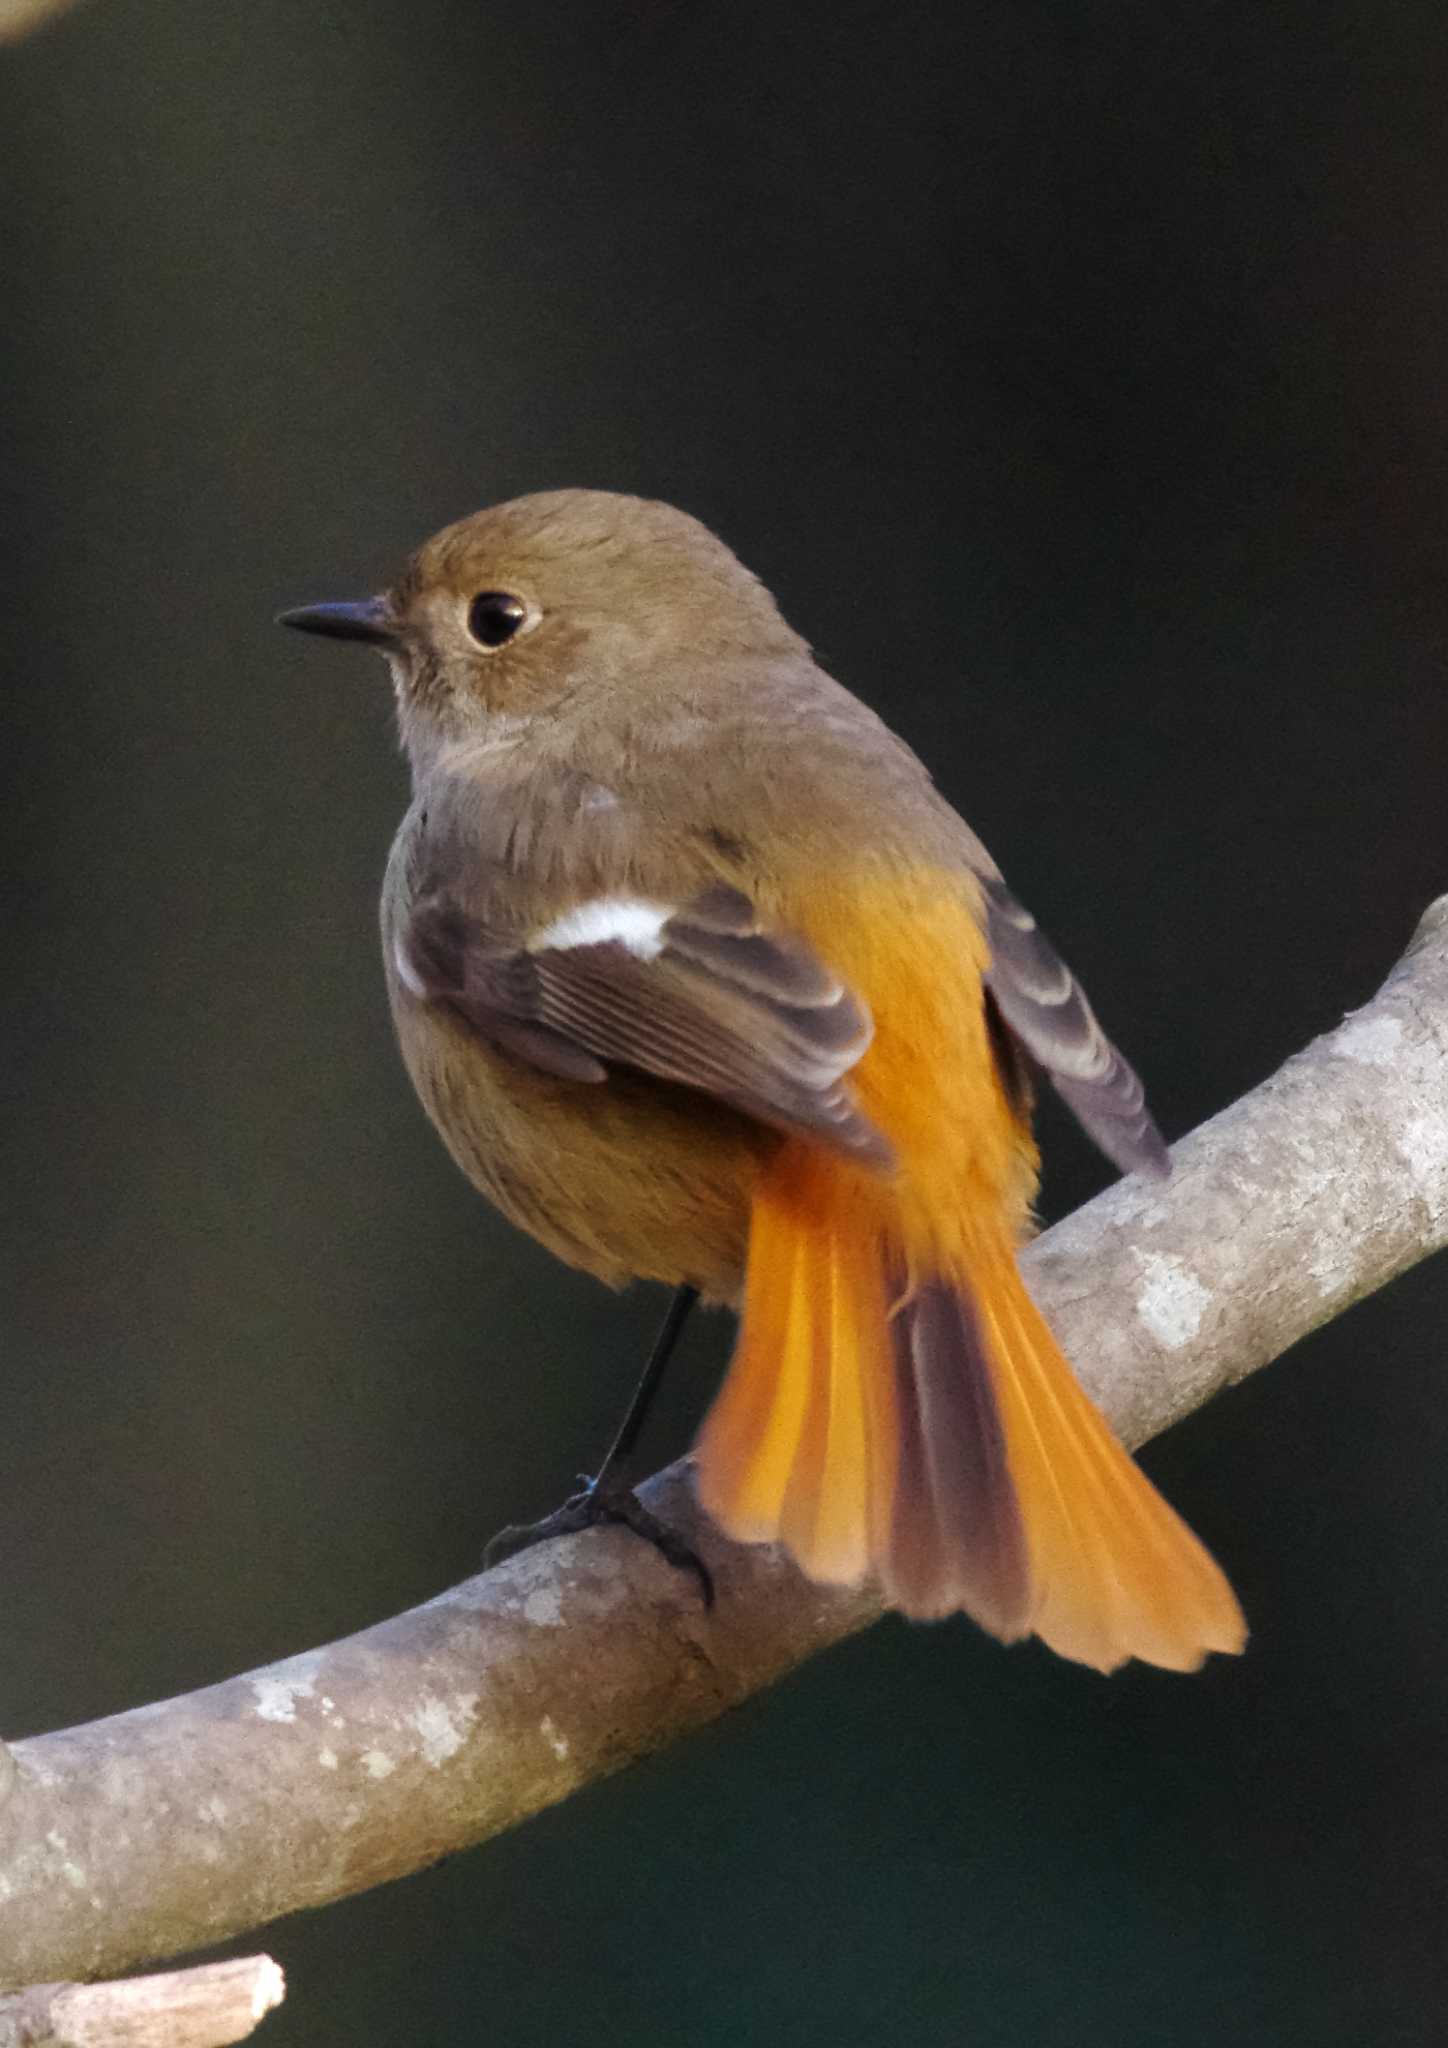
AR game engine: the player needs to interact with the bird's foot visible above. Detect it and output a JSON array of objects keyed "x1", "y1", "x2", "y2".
[{"x1": 484, "y1": 1475, "x2": 714, "y2": 1609}]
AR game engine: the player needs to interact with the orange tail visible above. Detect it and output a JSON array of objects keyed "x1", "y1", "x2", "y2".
[{"x1": 694, "y1": 1148, "x2": 1246, "y2": 1673}]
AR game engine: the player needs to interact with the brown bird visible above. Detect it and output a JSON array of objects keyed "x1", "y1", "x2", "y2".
[{"x1": 280, "y1": 488, "x2": 1245, "y2": 1673}]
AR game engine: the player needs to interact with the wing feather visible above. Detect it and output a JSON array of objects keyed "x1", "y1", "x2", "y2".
[
  {"x1": 400, "y1": 886, "x2": 893, "y2": 1167},
  {"x1": 981, "y1": 874, "x2": 1169, "y2": 1179}
]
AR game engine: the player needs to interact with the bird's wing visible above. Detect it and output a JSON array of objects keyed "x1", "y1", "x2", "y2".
[
  {"x1": 980, "y1": 874, "x2": 1169, "y2": 1179},
  {"x1": 398, "y1": 881, "x2": 893, "y2": 1167}
]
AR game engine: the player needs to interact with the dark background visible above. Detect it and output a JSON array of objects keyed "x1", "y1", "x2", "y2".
[{"x1": 4, "y1": 1, "x2": 1448, "y2": 2041}]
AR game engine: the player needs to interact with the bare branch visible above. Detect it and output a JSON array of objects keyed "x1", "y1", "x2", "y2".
[
  {"x1": 0, "y1": 1955, "x2": 283, "y2": 2047},
  {"x1": 2, "y1": 899, "x2": 1445, "y2": 1991}
]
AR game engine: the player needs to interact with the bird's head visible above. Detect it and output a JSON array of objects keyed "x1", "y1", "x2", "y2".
[{"x1": 279, "y1": 488, "x2": 804, "y2": 764}]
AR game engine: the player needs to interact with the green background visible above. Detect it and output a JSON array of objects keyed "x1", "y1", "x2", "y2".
[{"x1": 5, "y1": 1, "x2": 1448, "y2": 2040}]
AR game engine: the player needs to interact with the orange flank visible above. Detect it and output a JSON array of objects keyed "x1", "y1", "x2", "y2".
[{"x1": 695, "y1": 873, "x2": 1246, "y2": 1673}]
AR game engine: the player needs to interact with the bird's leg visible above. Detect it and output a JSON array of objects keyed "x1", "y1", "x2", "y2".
[
  {"x1": 484, "y1": 1285, "x2": 713, "y2": 1605},
  {"x1": 593, "y1": 1283, "x2": 700, "y2": 1476}
]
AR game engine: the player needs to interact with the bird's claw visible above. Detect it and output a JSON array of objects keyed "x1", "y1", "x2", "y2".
[{"x1": 484, "y1": 1479, "x2": 715, "y2": 1609}]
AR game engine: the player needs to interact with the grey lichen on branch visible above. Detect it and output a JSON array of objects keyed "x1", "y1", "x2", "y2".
[{"x1": 2, "y1": 897, "x2": 1446, "y2": 1992}]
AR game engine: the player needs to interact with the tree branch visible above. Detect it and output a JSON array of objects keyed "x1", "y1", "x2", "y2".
[
  {"x1": 0, "y1": 1955, "x2": 284, "y2": 2047},
  {"x1": 0, "y1": 0, "x2": 86, "y2": 44},
  {"x1": 3, "y1": 898, "x2": 1446, "y2": 1990}
]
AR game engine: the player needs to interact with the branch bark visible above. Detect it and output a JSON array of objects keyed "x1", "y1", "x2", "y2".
[
  {"x1": 3, "y1": 899, "x2": 1446, "y2": 1990},
  {"x1": 0, "y1": 1956, "x2": 283, "y2": 2047}
]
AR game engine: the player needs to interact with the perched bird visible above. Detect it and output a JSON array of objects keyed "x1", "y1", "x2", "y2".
[{"x1": 280, "y1": 488, "x2": 1245, "y2": 1673}]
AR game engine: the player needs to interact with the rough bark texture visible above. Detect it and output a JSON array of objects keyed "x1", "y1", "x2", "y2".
[
  {"x1": 0, "y1": 1955, "x2": 283, "y2": 2046},
  {"x1": 2, "y1": 899, "x2": 1445, "y2": 1991}
]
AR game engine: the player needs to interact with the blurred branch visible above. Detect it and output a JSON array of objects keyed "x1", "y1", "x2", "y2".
[
  {"x1": 0, "y1": 1955, "x2": 283, "y2": 2046},
  {"x1": 0, "y1": 0, "x2": 85, "y2": 44},
  {"x1": 2, "y1": 898, "x2": 1446, "y2": 1989}
]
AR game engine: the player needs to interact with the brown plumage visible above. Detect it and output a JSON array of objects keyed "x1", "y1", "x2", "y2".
[{"x1": 281, "y1": 488, "x2": 1246, "y2": 1672}]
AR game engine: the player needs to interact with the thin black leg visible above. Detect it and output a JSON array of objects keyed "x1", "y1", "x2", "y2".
[
  {"x1": 594, "y1": 1283, "x2": 698, "y2": 1480},
  {"x1": 483, "y1": 1285, "x2": 713, "y2": 1605}
]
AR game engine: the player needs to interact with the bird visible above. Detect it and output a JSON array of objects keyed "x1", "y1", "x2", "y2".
[{"x1": 279, "y1": 487, "x2": 1246, "y2": 1673}]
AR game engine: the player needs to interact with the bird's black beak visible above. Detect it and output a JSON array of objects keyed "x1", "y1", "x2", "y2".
[{"x1": 276, "y1": 597, "x2": 397, "y2": 647}]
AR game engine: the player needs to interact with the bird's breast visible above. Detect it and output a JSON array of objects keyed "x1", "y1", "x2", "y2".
[{"x1": 388, "y1": 987, "x2": 771, "y2": 1299}]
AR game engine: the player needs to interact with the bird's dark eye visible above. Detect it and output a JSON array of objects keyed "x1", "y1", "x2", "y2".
[{"x1": 467, "y1": 590, "x2": 530, "y2": 649}]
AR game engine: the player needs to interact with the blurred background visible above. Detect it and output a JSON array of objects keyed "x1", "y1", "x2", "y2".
[{"x1": 4, "y1": 0, "x2": 1448, "y2": 2040}]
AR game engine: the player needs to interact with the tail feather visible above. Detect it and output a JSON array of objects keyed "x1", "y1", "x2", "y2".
[
  {"x1": 694, "y1": 1151, "x2": 1246, "y2": 1674},
  {"x1": 779, "y1": 1245, "x2": 886, "y2": 1578},
  {"x1": 984, "y1": 1272, "x2": 1244, "y2": 1670},
  {"x1": 700, "y1": 1222, "x2": 814, "y2": 1546},
  {"x1": 700, "y1": 1207, "x2": 898, "y2": 1585},
  {"x1": 884, "y1": 1279, "x2": 1030, "y2": 1633}
]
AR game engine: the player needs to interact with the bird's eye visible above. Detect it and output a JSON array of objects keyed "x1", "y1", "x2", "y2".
[{"x1": 466, "y1": 591, "x2": 531, "y2": 649}]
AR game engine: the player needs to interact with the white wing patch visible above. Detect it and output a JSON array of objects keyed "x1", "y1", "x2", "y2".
[
  {"x1": 531, "y1": 896, "x2": 672, "y2": 962},
  {"x1": 393, "y1": 934, "x2": 429, "y2": 998}
]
